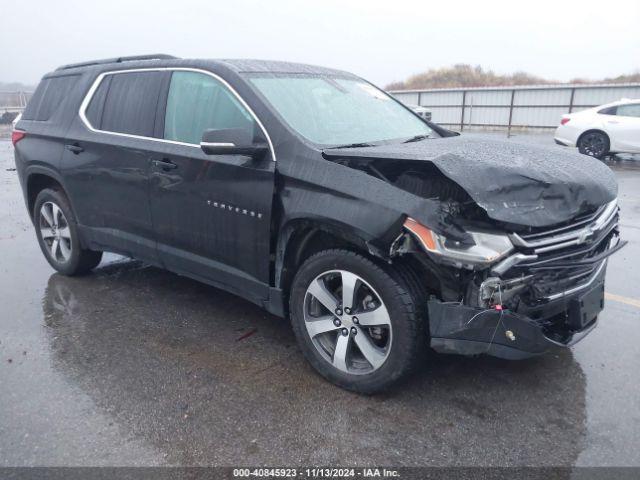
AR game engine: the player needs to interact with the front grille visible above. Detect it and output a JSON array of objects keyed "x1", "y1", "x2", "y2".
[
  {"x1": 509, "y1": 200, "x2": 618, "y2": 256},
  {"x1": 498, "y1": 199, "x2": 621, "y2": 303}
]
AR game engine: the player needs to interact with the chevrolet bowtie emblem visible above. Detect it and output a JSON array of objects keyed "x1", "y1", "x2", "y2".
[{"x1": 577, "y1": 229, "x2": 595, "y2": 245}]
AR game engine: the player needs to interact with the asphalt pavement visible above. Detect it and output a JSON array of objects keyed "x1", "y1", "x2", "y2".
[{"x1": 0, "y1": 133, "x2": 638, "y2": 468}]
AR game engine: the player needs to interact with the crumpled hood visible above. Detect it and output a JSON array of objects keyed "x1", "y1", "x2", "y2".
[{"x1": 324, "y1": 136, "x2": 618, "y2": 227}]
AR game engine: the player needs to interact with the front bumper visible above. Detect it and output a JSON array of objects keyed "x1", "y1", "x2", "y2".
[{"x1": 428, "y1": 262, "x2": 607, "y2": 360}]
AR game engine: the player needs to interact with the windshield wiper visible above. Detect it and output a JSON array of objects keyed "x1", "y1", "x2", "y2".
[
  {"x1": 326, "y1": 142, "x2": 376, "y2": 149},
  {"x1": 403, "y1": 134, "x2": 431, "y2": 144}
]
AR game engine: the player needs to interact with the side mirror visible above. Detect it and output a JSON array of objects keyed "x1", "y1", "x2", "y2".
[{"x1": 200, "y1": 128, "x2": 268, "y2": 156}]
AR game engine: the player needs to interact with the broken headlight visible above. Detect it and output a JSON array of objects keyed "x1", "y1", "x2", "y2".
[{"x1": 404, "y1": 217, "x2": 514, "y2": 269}]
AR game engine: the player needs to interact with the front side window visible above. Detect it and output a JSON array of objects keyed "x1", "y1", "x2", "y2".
[
  {"x1": 616, "y1": 104, "x2": 640, "y2": 118},
  {"x1": 247, "y1": 74, "x2": 436, "y2": 146},
  {"x1": 164, "y1": 71, "x2": 255, "y2": 145}
]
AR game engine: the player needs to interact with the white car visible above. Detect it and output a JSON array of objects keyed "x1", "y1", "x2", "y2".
[
  {"x1": 554, "y1": 98, "x2": 640, "y2": 159},
  {"x1": 409, "y1": 105, "x2": 432, "y2": 122}
]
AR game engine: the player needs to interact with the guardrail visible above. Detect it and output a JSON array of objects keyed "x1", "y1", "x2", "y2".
[{"x1": 0, "y1": 91, "x2": 32, "y2": 112}]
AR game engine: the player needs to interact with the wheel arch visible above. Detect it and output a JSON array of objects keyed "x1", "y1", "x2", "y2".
[
  {"x1": 577, "y1": 129, "x2": 611, "y2": 147},
  {"x1": 25, "y1": 168, "x2": 68, "y2": 222},
  {"x1": 274, "y1": 219, "x2": 377, "y2": 301},
  {"x1": 274, "y1": 217, "x2": 443, "y2": 310}
]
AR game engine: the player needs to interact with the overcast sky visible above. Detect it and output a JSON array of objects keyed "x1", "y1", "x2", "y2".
[{"x1": 1, "y1": 0, "x2": 638, "y2": 87}]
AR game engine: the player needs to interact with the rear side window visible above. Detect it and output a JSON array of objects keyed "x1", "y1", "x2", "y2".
[
  {"x1": 22, "y1": 75, "x2": 79, "y2": 121},
  {"x1": 164, "y1": 71, "x2": 255, "y2": 145},
  {"x1": 87, "y1": 71, "x2": 165, "y2": 137},
  {"x1": 616, "y1": 104, "x2": 640, "y2": 118}
]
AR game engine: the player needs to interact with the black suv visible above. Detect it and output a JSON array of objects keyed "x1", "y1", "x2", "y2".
[{"x1": 13, "y1": 55, "x2": 624, "y2": 393}]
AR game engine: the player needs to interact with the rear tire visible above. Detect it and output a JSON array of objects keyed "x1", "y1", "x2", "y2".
[
  {"x1": 289, "y1": 249, "x2": 426, "y2": 394},
  {"x1": 33, "y1": 188, "x2": 103, "y2": 276},
  {"x1": 578, "y1": 131, "x2": 610, "y2": 160}
]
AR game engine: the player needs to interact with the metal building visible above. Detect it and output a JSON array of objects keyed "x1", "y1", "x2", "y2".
[{"x1": 389, "y1": 83, "x2": 640, "y2": 134}]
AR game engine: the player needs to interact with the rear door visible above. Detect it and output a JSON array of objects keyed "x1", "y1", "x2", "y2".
[
  {"x1": 148, "y1": 70, "x2": 276, "y2": 298},
  {"x1": 604, "y1": 103, "x2": 640, "y2": 152},
  {"x1": 62, "y1": 70, "x2": 169, "y2": 263}
]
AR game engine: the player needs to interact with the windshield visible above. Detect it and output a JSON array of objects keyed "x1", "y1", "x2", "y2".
[{"x1": 247, "y1": 74, "x2": 437, "y2": 146}]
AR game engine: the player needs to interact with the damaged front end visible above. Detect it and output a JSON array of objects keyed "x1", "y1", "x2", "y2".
[
  {"x1": 402, "y1": 198, "x2": 625, "y2": 359},
  {"x1": 320, "y1": 139, "x2": 625, "y2": 359}
]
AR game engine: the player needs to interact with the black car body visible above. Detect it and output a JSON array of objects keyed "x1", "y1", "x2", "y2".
[{"x1": 13, "y1": 55, "x2": 624, "y2": 392}]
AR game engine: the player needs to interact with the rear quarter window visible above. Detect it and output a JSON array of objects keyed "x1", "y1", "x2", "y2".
[
  {"x1": 85, "y1": 75, "x2": 112, "y2": 128},
  {"x1": 597, "y1": 106, "x2": 617, "y2": 115},
  {"x1": 22, "y1": 75, "x2": 79, "y2": 121}
]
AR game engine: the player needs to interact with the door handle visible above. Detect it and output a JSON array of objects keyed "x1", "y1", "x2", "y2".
[
  {"x1": 65, "y1": 143, "x2": 84, "y2": 154},
  {"x1": 152, "y1": 159, "x2": 178, "y2": 171}
]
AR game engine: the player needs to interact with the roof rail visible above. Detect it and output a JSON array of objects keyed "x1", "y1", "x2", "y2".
[{"x1": 56, "y1": 54, "x2": 178, "y2": 71}]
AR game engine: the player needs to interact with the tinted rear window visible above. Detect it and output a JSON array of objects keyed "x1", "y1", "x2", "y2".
[
  {"x1": 22, "y1": 75, "x2": 79, "y2": 121},
  {"x1": 97, "y1": 71, "x2": 164, "y2": 137}
]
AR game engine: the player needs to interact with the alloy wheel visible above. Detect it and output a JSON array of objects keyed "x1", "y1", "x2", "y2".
[
  {"x1": 580, "y1": 133, "x2": 607, "y2": 158},
  {"x1": 303, "y1": 270, "x2": 392, "y2": 375},
  {"x1": 39, "y1": 201, "x2": 72, "y2": 263}
]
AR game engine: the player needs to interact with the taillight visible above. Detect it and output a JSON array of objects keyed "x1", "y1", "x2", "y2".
[
  {"x1": 560, "y1": 118, "x2": 571, "y2": 125},
  {"x1": 11, "y1": 130, "x2": 26, "y2": 146}
]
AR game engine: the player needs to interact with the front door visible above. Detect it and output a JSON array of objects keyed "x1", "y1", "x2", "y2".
[{"x1": 148, "y1": 70, "x2": 276, "y2": 299}]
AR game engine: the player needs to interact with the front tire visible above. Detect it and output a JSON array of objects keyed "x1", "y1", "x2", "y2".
[
  {"x1": 33, "y1": 188, "x2": 103, "y2": 276},
  {"x1": 578, "y1": 131, "x2": 610, "y2": 159},
  {"x1": 289, "y1": 249, "x2": 425, "y2": 394}
]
